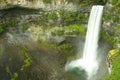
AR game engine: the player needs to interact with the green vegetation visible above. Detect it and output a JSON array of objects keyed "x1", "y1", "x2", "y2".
[
  {"x1": 43, "y1": 0, "x2": 51, "y2": 3},
  {"x1": 51, "y1": 29, "x2": 64, "y2": 36},
  {"x1": 51, "y1": 24, "x2": 86, "y2": 36},
  {"x1": 0, "y1": 20, "x2": 19, "y2": 33},
  {"x1": 67, "y1": 0, "x2": 107, "y2": 5},
  {"x1": 100, "y1": 24, "x2": 120, "y2": 47},
  {"x1": 0, "y1": 26, "x2": 3, "y2": 33},
  {"x1": 47, "y1": 12, "x2": 58, "y2": 20},
  {"x1": 0, "y1": 0, "x2": 120, "y2": 79},
  {"x1": 58, "y1": 10, "x2": 89, "y2": 25},
  {"x1": 41, "y1": 41, "x2": 74, "y2": 56},
  {"x1": 104, "y1": 49, "x2": 120, "y2": 80},
  {"x1": 22, "y1": 25, "x2": 29, "y2": 31},
  {"x1": 40, "y1": 10, "x2": 89, "y2": 26},
  {"x1": 64, "y1": 24, "x2": 86, "y2": 35},
  {"x1": 11, "y1": 73, "x2": 18, "y2": 80},
  {"x1": 20, "y1": 45, "x2": 32, "y2": 71},
  {"x1": 4, "y1": 45, "x2": 32, "y2": 80},
  {"x1": 5, "y1": 64, "x2": 19, "y2": 80},
  {"x1": 101, "y1": 23, "x2": 120, "y2": 80}
]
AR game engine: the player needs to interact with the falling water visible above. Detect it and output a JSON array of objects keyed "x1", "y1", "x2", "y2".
[{"x1": 65, "y1": 5, "x2": 104, "y2": 80}]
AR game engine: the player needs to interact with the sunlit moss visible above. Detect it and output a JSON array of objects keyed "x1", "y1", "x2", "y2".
[
  {"x1": 20, "y1": 45, "x2": 32, "y2": 71},
  {"x1": 64, "y1": 24, "x2": 86, "y2": 35},
  {"x1": 51, "y1": 24, "x2": 86, "y2": 36},
  {"x1": 104, "y1": 49, "x2": 120, "y2": 80}
]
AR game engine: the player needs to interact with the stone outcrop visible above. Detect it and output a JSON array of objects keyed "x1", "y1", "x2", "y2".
[{"x1": 0, "y1": 0, "x2": 80, "y2": 11}]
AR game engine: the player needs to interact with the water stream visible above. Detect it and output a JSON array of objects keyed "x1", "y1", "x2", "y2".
[{"x1": 65, "y1": 5, "x2": 104, "y2": 80}]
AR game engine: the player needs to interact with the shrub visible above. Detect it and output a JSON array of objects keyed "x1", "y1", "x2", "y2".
[
  {"x1": 64, "y1": 24, "x2": 86, "y2": 35},
  {"x1": 22, "y1": 25, "x2": 29, "y2": 31},
  {"x1": 51, "y1": 29, "x2": 64, "y2": 36},
  {"x1": 47, "y1": 12, "x2": 58, "y2": 20}
]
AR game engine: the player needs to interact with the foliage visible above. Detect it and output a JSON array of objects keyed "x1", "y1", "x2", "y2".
[
  {"x1": 114, "y1": 25, "x2": 120, "y2": 36},
  {"x1": 20, "y1": 45, "x2": 32, "y2": 71},
  {"x1": 11, "y1": 73, "x2": 18, "y2": 80},
  {"x1": 43, "y1": 0, "x2": 51, "y2": 3},
  {"x1": 40, "y1": 10, "x2": 89, "y2": 26},
  {"x1": 22, "y1": 25, "x2": 29, "y2": 31},
  {"x1": 4, "y1": 45, "x2": 32, "y2": 80},
  {"x1": 0, "y1": 25, "x2": 3, "y2": 33},
  {"x1": 51, "y1": 29, "x2": 64, "y2": 36},
  {"x1": 100, "y1": 24, "x2": 120, "y2": 46},
  {"x1": 47, "y1": 12, "x2": 58, "y2": 20},
  {"x1": 5, "y1": 66, "x2": 11, "y2": 75},
  {"x1": 102, "y1": 25, "x2": 120, "y2": 80},
  {"x1": 110, "y1": 0, "x2": 120, "y2": 7},
  {"x1": 66, "y1": 0, "x2": 107, "y2": 5},
  {"x1": 104, "y1": 49, "x2": 120, "y2": 80},
  {"x1": 62, "y1": 11, "x2": 88, "y2": 25},
  {"x1": 64, "y1": 24, "x2": 86, "y2": 35},
  {"x1": 5, "y1": 66, "x2": 19, "y2": 80},
  {"x1": 40, "y1": 41, "x2": 74, "y2": 56},
  {"x1": 0, "y1": 20, "x2": 19, "y2": 33},
  {"x1": 51, "y1": 24, "x2": 86, "y2": 36},
  {"x1": 58, "y1": 43, "x2": 74, "y2": 56}
]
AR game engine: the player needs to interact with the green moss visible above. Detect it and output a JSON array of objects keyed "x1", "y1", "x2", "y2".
[
  {"x1": 43, "y1": 0, "x2": 51, "y2": 3},
  {"x1": 51, "y1": 29, "x2": 64, "y2": 36},
  {"x1": 63, "y1": 11, "x2": 88, "y2": 25},
  {"x1": 64, "y1": 24, "x2": 86, "y2": 35},
  {"x1": 40, "y1": 41, "x2": 74, "y2": 56},
  {"x1": 0, "y1": 26, "x2": 4, "y2": 33},
  {"x1": 66, "y1": 0, "x2": 107, "y2": 5},
  {"x1": 0, "y1": 20, "x2": 19, "y2": 33},
  {"x1": 100, "y1": 25, "x2": 120, "y2": 46},
  {"x1": 58, "y1": 43, "x2": 74, "y2": 56},
  {"x1": 59, "y1": 10, "x2": 65, "y2": 16},
  {"x1": 20, "y1": 45, "x2": 32, "y2": 71},
  {"x1": 22, "y1": 25, "x2": 29, "y2": 31},
  {"x1": 47, "y1": 12, "x2": 58, "y2": 20},
  {"x1": 39, "y1": 10, "x2": 89, "y2": 26},
  {"x1": 104, "y1": 49, "x2": 120, "y2": 80},
  {"x1": 50, "y1": 24, "x2": 86, "y2": 36},
  {"x1": 11, "y1": 72, "x2": 18, "y2": 80},
  {"x1": 114, "y1": 25, "x2": 120, "y2": 36}
]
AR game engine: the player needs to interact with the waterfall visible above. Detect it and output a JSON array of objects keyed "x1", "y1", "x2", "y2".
[{"x1": 65, "y1": 5, "x2": 104, "y2": 80}]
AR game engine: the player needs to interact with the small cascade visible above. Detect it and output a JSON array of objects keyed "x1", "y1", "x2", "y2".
[{"x1": 65, "y1": 5, "x2": 104, "y2": 80}]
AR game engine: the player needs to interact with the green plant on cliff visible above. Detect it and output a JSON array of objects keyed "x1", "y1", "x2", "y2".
[
  {"x1": 0, "y1": 20, "x2": 19, "y2": 33},
  {"x1": 51, "y1": 24, "x2": 86, "y2": 36},
  {"x1": 40, "y1": 41, "x2": 74, "y2": 56},
  {"x1": 47, "y1": 12, "x2": 58, "y2": 20},
  {"x1": 104, "y1": 49, "x2": 120, "y2": 80},
  {"x1": 51, "y1": 29, "x2": 64, "y2": 36},
  {"x1": 0, "y1": 25, "x2": 3, "y2": 33},
  {"x1": 67, "y1": 0, "x2": 107, "y2": 5},
  {"x1": 20, "y1": 45, "x2": 32, "y2": 71},
  {"x1": 43, "y1": 0, "x2": 51, "y2": 3},
  {"x1": 100, "y1": 24, "x2": 120, "y2": 46},
  {"x1": 5, "y1": 62, "x2": 19, "y2": 80},
  {"x1": 62, "y1": 11, "x2": 88, "y2": 25},
  {"x1": 58, "y1": 43, "x2": 74, "y2": 56},
  {"x1": 65, "y1": 24, "x2": 86, "y2": 35},
  {"x1": 22, "y1": 25, "x2": 29, "y2": 31}
]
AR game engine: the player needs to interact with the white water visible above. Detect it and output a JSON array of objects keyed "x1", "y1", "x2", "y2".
[{"x1": 65, "y1": 5, "x2": 104, "y2": 80}]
